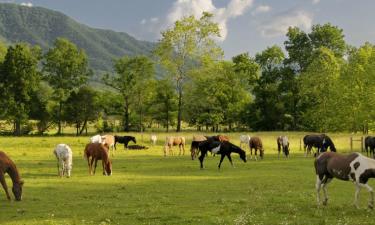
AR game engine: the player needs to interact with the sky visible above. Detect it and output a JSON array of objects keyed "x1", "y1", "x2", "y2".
[{"x1": 2, "y1": 0, "x2": 375, "y2": 58}]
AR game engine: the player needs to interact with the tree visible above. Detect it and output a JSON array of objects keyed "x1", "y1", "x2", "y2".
[
  {"x1": 64, "y1": 86, "x2": 101, "y2": 135},
  {"x1": 43, "y1": 38, "x2": 90, "y2": 134},
  {"x1": 154, "y1": 12, "x2": 223, "y2": 132},
  {"x1": 104, "y1": 55, "x2": 154, "y2": 131},
  {"x1": 0, "y1": 43, "x2": 41, "y2": 135},
  {"x1": 0, "y1": 41, "x2": 6, "y2": 63}
]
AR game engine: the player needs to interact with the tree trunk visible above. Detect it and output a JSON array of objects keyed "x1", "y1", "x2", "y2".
[
  {"x1": 166, "y1": 100, "x2": 169, "y2": 132},
  {"x1": 79, "y1": 119, "x2": 87, "y2": 135},
  {"x1": 176, "y1": 89, "x2": 182, "y2": 132},
  {"x1": 124, "y1": 97, "x2": 130, "y2": 132},
  {"x1": 57, "y1": 101, "x2": 62, "y2": 135},
  {"x1": 14, "y1": 119, "x2": 21, "y2": 136}
]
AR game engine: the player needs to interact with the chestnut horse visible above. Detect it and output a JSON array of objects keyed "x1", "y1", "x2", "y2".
[
  {"x1": 164, "y1": 136, "x2": 185, "y2": 156},
  {"x1": 0, "y1": 151, "x2": 23, "y2": 201},
  {"x1": 249, "y1": 137, "x2": 264, "y2": 160},
  {"x1": 84, "y1": 143, "x2": 112, "y2": 176}
]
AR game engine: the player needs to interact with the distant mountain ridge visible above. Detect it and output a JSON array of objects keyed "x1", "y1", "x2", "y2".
[{"x1": 0, "y1": 3, "x2": 155, "y2": 73}]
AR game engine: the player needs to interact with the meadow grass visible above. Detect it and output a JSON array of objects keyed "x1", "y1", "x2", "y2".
[{"x1": 0, "y1": 132, "x2": 373, "y2": 225}]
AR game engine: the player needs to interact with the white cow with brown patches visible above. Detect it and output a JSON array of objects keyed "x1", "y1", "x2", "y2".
[{"x1": 315, "y1": 152, "x2": 375, "y2": 209}]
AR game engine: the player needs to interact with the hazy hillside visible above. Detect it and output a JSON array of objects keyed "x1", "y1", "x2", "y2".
[{"x1": 0, "y1": 3, "x2": 155, "y2": 73}]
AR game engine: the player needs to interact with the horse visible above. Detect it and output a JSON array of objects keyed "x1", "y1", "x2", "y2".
[
  {"x1": 114, "y1": 135, "x2": 136, "y2": 149},
  {"x1": 164, "y1": 136, "x2": 185, "y2": 156},
  {"x1": 102, "y1": 135, "x2": 116, "y2": 156},
  {"x1": 190, "y1": 135, "x2": 207, "y2": 160},
  {"x1": 205, "y1": 135, "x2": 230, "y2": 142},
  {"x1": 90, "y1": 134, "x2": 102, "y2": 143},
  {"x1": 315, "y1": 152, "x2": 375, "y2": 209},
  {"x1": 150, "y1": 134, "x2": 157, "y2": 145},
  {"x1": 249, "y1": 137, "x2": 264, "y2": 160},
  {"x1": 277, "y1": 136, "x2": 289, "y2": 158},
  {"x1": 304, "y1": 134, "x2": 336, "y2": 157},
  {"x1": 0, "y1": 151, "x2": 23, "y2": 201},
  {"x1": 84, "y1": 143, "x2": 112, "y2": 176},
  {"x1": 239, "y1": 135, "x2": 251, "y2": 149},
  {"x1": 53, "y1": 144, "x2": 73, "y2": 177},
  {"x1": 198, "y1": 140, "x2": 247, "y2": 169},
  {"x1": 365, "y1": 136, "x2": 375, "y2": 158}
]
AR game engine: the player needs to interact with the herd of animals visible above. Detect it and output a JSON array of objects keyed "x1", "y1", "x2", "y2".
[{"x1": 2, "y1": 133, "x2": 375, "y2": 210}]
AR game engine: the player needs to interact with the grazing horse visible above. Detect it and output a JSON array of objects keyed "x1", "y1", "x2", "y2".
[
  {"x1": 53, "y1": 144, "x2": 73, "y2": 177},
  {"x1": 90, "y1": 134, "x2": 102, "y2": 143},
  {"x1": 114, "y1": 135, "x2": 136, "y2": 149},
  {"x1": 365, "y1": 136, "x2": 375, "y2": 158},
  {"x1": 190, "y1": 135, "x2": 207, "y2": 160},
  {"x1": 102, "y1": 135, "x2": 116, "y2": 156},
  {"x1": 0, "y1": 151, "x2": 23, "y2": 201},
  {"x1": 277, "y1": 136, "x2": 289, "y2": 158},
  {"x1": 150, "y1": 134, "x2": 157, "y2": 145},
  {"x1": 205, "y1": 135, "x2": 230, "y2": 142},
  {"x1": 198, "y1": 140, "x2": 247, "y2": 169},
  {"x1": 164, "y1": 136, "x2": 185, "y2": 156},
  {"x1": 315, "y1": 152, "x2": 375, "y2": 209},
  {"x1": 304, "y1": 134, "x2": 336, "y2": 157},
  {"x1": 239, "y1": 135, "x2": 251, "y2": 149},
  {"x1": 249, "y1": 137, "x2": 264, "y2": 160},
  {"x1": 84, "y1": 143, "x2": 112, "y2": 176}
]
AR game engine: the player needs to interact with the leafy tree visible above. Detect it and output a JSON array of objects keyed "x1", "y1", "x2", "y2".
[
  {"x1": 154, "y1": 12, "x2": 222, "y2": 132},
  {"x1": 104, "y1": 55, "x2": 154, "y2": 131},
  {"x1": 43, "y1": 38, "x2": 90, "y2": 134},
  {"x1": 0, "y1": 43, "x2": 41, "y2": 135},
  {"x1": 63, "y1": 86, "x2": 101, "y2": 135},
  {"x1": 0, "y1": 41, "x2": 6, "y2": 63}
]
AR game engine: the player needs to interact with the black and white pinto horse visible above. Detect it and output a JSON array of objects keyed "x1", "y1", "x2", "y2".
[
  {"x1": 365, "y1": 136, "x2": 375, "y2": 158},
  {"x1": 315, "y1": 152, "x2": 375, "y2": 209},
  {"x1": 198, "y1": 140, "x2": 247, "y2": 169},
  {"x1": 114, "y1": 135, "x2": 136, "y2": 149},
  {"x1": 277, "y1": 136, "x2": 289, "y2": 158},
  {"x1": 303, "y1": 134, "x2": 336, "y2": 157}
]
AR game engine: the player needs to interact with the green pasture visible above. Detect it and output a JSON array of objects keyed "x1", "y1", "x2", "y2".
[{"x1": 0, "y1": 132, "x2": 374, "y2": 225}]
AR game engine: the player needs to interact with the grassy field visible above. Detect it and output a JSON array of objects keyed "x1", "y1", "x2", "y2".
[{"x1": 0, "y1": 132, "x2": 374, "y2": 225}]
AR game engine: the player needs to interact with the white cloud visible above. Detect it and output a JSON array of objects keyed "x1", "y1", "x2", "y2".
[
  {"x1": 252, "y1": 5, "x2": 271, "y2": 15},
  {"x1": 140, "y1": 19, "x2": 147, "y2": 25},
  {"x1": 20, "y1": 2, "x2": 33, "y2": 7},
  {"x1": 312, "y1": 0, "x2": 320, "y2": 4},
  {"x1": 259, "y1": 9, "x2": 313, "y2": 38},
  {"x1": 150, "y1": 17, "x2": 159, "y2": 23},
  {"x1": 141, "y1": 0, "x2": 254, "y2": 42}
]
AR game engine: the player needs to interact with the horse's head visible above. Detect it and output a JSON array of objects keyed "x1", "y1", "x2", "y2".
[
  {"x1": 260, "y1": 149, "x2": 264, "y2": 159},
  {"x1": 131, "y1": 137, "x2": 137, "y2": 144},
  {"x1": 12, "y1": 180, "x2": 24, "y2": 201},
  {"x1": 239, "y1": 149, "x2": 247, "y2": 163},
  {"x1": 105, "y1": 160, "x2": 112, "y2": 176}
]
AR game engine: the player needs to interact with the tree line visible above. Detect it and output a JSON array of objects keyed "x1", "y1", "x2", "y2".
[{"x1": 0, "y1": 12, "x2": 374, "y2": 135}]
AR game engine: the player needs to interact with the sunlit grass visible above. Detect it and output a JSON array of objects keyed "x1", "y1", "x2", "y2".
[{"x1": 0, "y1": 132, "x2": 373, "y2": 224}]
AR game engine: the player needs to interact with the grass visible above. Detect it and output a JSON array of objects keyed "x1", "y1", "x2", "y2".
[{"x1": 0, "y1": 132, "x2": 373, "y2": 225}]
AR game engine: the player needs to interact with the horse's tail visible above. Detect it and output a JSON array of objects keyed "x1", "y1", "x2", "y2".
[{"x1": 83, "y1": 144, "x2": 89, "y2": 160}]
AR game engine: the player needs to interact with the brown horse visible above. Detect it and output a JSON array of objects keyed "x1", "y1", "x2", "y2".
[
  {"x1": 84, "y1": 143, "x2": 112, "y2": 176},
  {"x1": 164, "y1": 136, "x2": 185, "y2": 156},
  {"x1": 0, "y1": 151, "x2": 23, "y2": 201},
  {"x1": 249, "y1": 137, "x2": 264, "y2": 160}
]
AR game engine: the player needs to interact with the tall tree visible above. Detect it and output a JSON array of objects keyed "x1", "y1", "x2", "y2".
[
  {"x1": 43, "y1": 38, "x2": 90, "y2": 134},
  {"x1": 0, "y1": 43, "x2": 41, "y2": 135},
  {"x1": 104, "y1": 55, "x2": 154, "y2": 131},
  {"x1": 154, "y1": 12, "x2": 222, "y2": 132}
]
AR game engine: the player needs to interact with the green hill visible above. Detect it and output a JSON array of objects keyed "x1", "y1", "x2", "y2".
[{"x1": 0, "y1": 3, "x2": 155, "y2": 73}]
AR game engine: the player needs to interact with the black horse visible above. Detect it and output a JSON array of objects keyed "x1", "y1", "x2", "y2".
[
  {"x1": 365, "y1": 136, "x2": 375, "y2": 158},
  {"x1": 198, "y1": 140, "x2": 247, "y2": 169},
  {"x1": 114, "y1": 135, "x2": 136, "y2": 149},
  {"x1": 303, "y1": 134, "x2": 336, "y2": 157}
]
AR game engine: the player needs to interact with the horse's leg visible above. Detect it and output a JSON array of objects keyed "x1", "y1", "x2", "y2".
[
  {"x1": 93, "y1": 159, "x2": 98, "y2": 175},
  {"x1": 354, "y1": 183, "x2": 361, "y2": 209},
  {"x1": 0, "y1": 171, "x2": 11, "y2": 200},
  {"x1": 218, "y1": 154, "x2": 225, "y2": 169},
  {"x1": 322, "y1": 178, "x2": 332, "y2": 206},
  {"x1": 57, "y1": 160, "x2": 60, "y2": 176},
  {"x1": 182, "y1": 144, "x2": 185, "y2": 156},
  {"x1": 102, "y1": 160, "x2": 106, "y2": 176},
  {"x1": 198, "y1": 150, "x2": 207, "y2": 169},
  {"x1": 227, "y1": 154, "x2": 234, "y2": 168},
  {"x1": 364, "y1": 183, "x2": 374, "y2": 209},
  {"x1": 316, "y1": 175, "x2": 322, "y2": 206},
  {"x1": 254, "y1": 149, "x2": 258, "y2": 161},
  {"x1": 250, "y1": 148, "x2": 252, "y2": 160},
  {"x1": 89, "y1": 157, "x2": 94, "y2": 175}
]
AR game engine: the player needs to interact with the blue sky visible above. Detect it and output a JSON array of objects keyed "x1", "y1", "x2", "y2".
[{"x1": 3, "y1": 0, "x2": 375, "y2": 58}]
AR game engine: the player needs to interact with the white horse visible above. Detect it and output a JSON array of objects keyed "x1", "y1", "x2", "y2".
[
  {"x1": 239, "y1": 135, "x2": 251, "y2": 149},
  {"x1": 53, "y1": 144, "x2": 73, "y2": 177},
  {"x1": 90, "y1": 134, "x2": 102, "y2": 144},
  {"x1": 150, "y1": 134, "x2": 157, "y2": 145}
]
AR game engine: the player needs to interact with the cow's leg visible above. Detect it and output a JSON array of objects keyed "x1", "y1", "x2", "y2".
[
  {"x1": 0, "y1": 171, "x2": 11, "y2": 200},
  {"x1": 322, "y1": 178, "x2": 332, "y2": 206},
  {"x1": 218, "y1": 154, "x2": 225, "y2": 169},
  {"x1": 316, "y1": 175, "x2": 322, "y2": 206}
]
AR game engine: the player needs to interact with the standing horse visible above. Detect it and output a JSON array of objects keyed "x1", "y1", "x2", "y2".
[
  {"x1": 114, "y1": 135, "x2": 136, "y2": 149},
  {"x1": 164, "y1": 136, "x2": 185, "y2": 156},
  {"x1": 53, "y1": 144, "x2": 73, "y2": 177},
  {"x1": 190, "y1": 135, "x2": 207, "y2": 160},
  {"x1": 239, "y1": 135, "x2": 251, "y2": 149},
  {"x1": 0, "y1": 151, "x2": 23, "y2": 201},
  {"x1": 277, "y1": 136, "x2": 289, "y2": 158},
  {"x1": 150, "y1": 134, "x2": 157, "y2": 145},
  {"x1": 102, "y1": 135, "x2": 116, "y2": 156},
  {"x1": 198, "y1": 140, "x2": 247, "y2": 169},
  {"x1": 304, "y1": 134, "x2": 336, "y2": 157},
  {"x1": 84, "y1": 143, "x2": 112, "y2": 176},
  {"x1": 365, "y1": 136, "x2": 375, "y2": 158},
  {"x1": 315, "y1": 152, "x2": 375, "y2": 209},
  {"x1": 249, "y1": 137, "x2": 264, "y2": 160}
]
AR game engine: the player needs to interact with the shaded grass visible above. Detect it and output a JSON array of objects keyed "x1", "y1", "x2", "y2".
[{"x1": 0, "y1": 133, "x2": 373, "y2": 224}]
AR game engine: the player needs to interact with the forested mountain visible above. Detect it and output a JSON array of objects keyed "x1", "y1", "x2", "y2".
[{"x1": 0, "y1": 3, "x2": 155, "y2": 72}]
